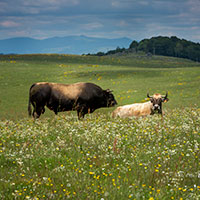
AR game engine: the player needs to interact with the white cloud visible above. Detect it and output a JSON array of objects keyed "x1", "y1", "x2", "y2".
[
  {"x1": 23, "y1": 0, "x2": 79, "y2": 7},
  {"x1": 0, "y1": 0, "x2": 199, "y2": 42},
  {"x1": 0, "y1": 20, "x2": 20, "y2": 28},
  {"x1": 82, "y1": 22, "x2": 104, "y2": 30},
  {"x1": 118, "y1": 20, "x2": 129, "y2": 27},
  {"x1": 187, "y1": 0, "x2": 200, "y2": 13}
]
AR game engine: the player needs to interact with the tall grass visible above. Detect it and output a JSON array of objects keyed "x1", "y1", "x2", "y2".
[{"x1": 0, "y1": 108, "x2": 199, "y2": 199}]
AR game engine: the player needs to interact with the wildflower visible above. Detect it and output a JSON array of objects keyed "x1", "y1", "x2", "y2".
[
  {"x1": 142, "y1": 184, "x2": 146, "y2": 187},
  {"x1": 129, "y1": 194, "x2": 133, "y2": 198},
  {"x1": 103, "y1": 172, "x2": 108, "y2": 176},
  {"x1": 89, "y1": 172, "x2": 95, "y2": 175},
  {"x1": 149, "y1": 197, "x2": 154, "y2": 200}
]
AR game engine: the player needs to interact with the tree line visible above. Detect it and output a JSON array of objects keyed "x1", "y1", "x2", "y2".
[{"x1": 93, "y1": 36, "x2": 200, "y2": 62}]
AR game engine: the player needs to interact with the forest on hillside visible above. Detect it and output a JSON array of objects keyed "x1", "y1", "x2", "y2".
[{"x1": 94, "y1": 36, "x2": 200, "y2": 62}]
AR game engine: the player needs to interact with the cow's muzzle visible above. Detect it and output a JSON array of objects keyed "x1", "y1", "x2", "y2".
[
  {"x1": 109, "y1": 100, "x2": 117, "y2": 107},
  {"x1": 153, "y1": 104, "x2": 161, "y2": 112}
]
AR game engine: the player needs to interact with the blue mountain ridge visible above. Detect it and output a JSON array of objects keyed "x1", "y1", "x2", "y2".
[{"x1": 0, "y1": 35, "x2": 132, "y2": 55}]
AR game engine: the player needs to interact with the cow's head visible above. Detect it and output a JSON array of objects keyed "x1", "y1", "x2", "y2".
[
  {"x1": 147, "y1": 92, "x2": 169, "y2": 114},
  {"x1": 104, "y1": 89, "x2": 117, "y2": 107}
]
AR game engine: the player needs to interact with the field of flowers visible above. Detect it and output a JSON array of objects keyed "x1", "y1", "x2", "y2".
[{"x1": 0, "y1": 108, "x2": 199, "y2": 199}]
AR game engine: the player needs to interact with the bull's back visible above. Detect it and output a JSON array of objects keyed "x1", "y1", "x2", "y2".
[
  {"x1": 51, "y1": 82, "x2": 103, "y2": 100},
  {"x1": 31, "y1": 82, "x2": 103, "y2": 100},
  {"x1": 50, "y1": 83, "x2": 82, "y2": 99}
]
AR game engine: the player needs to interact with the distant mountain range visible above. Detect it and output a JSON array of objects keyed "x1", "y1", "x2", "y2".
[{"x1": 0, "y1": 35, "x2": 132, "y2": 55}]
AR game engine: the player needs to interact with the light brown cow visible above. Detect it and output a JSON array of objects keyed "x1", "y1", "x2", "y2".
[{"x1": 112, "y1": 93, "x2": 168, "y2": 118}]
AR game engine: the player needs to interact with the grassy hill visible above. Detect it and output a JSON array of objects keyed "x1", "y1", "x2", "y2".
[
  {"x1": 0, "y1": 54, "x2": 200, "y2": 199},
  {"x1": 0, "y1": 53, "x2": 199, "y2": 119}
]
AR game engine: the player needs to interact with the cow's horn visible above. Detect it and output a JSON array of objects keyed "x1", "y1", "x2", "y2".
[
  {"x1": 162, "y1": 92, "x2": 168, "y2": 98},
  {"x1": 147, "y1": 93, "x2": 152, "y2": 98}
]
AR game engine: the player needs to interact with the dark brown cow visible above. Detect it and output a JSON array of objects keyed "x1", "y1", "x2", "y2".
[{"x1": 28, "y1": 82, "x2": 117, "y2": 119}]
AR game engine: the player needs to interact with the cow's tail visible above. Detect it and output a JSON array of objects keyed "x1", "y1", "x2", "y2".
[{"x1": 28, "y1": 83, "x2": 35, "y2": 117}]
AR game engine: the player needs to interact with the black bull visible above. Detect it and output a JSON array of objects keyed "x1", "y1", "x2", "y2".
[{"x1": 28, "y1": 82, "x2": 117, "y2": 119}]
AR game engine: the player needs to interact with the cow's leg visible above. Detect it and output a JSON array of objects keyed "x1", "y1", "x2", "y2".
[
  {"x1": 77, "y1": 106, "x2": 87, "y2": 120},
  {"x1": 54, "y1": 108, "x2": 58, "y2": 115},
  {"x1": 76, "y1": 100, "x2": 86, "y2": 120},
  {"x1": 32, "y1": 103, "x2": 37, "y2": 118},
  {"x1": 42, "y1": 107, "x2": 45, "y2": 114},
  {"x1": 33, "y1": 106, "x2": 43, "y2": 119},
  {"x1": 54, "y1": 111, "x2": 58, "y2": 115},
  {"x1": 77, "y1": 110, "x2": 85, "y2": 120}
]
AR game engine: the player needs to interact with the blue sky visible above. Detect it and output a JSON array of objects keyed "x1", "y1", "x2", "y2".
[{"x1": 0, "y1": 0, "x2": 200, "y2": 42}]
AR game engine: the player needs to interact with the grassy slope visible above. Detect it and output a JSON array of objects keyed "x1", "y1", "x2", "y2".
[
  {"x1": 0, "y1": 54, "x2": 200, "y2": 199},
  {"x1": 0, "y1": 54, "x2": 200, "y2": 119}
]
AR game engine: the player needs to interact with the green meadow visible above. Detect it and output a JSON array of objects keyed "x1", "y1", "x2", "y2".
[
  {"x1": 0, "y1": 54, "x2": 199, "y2": 119},
  {"x1": 0, "y1": 54, "x2": 200, "y2": 199}
]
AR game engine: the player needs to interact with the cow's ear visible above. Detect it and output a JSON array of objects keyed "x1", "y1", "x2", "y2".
[
  {"x1": 106, "y1": 89, "x2": 113, "y2": 93},
  {"x1": 163, "y1": 97, "x2": 169, "y2": 103}
]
